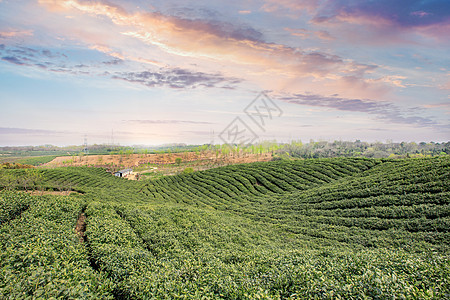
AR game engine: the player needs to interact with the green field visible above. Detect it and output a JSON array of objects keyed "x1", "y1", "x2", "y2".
[{"x1": 1, "y1": 157, "x2": 449, "y2": 299}]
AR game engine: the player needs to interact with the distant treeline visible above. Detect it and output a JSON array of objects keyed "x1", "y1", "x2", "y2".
[
  {"x1": 0, "y1": 143, "x2": 200, "y2": 157},
  {"x1": 0, "y1": 144, "x2": 128, "y2": 156},
  {"x1": 275, "y1": 140, "x2": 450, "y2": 159},
  {"x1": 1, "y1": 140, "x2": 449, "y2": 160}
]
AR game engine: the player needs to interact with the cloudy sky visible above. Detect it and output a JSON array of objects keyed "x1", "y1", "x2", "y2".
[{"x1": 1, "y1": 0, "x2": 449, "y2": 146}]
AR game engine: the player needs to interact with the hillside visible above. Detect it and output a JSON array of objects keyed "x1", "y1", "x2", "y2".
[
  {"x1": 1, "y1": 157, "x2": 449, "y2": 299},
  {"x1": 43, "y1": 151, "x2": 271, "y2": 168}
]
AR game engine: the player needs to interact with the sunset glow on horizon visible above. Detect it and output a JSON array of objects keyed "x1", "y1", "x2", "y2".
[{"x1": 1, "y1": 0, "x2": 449, "y2": 146}]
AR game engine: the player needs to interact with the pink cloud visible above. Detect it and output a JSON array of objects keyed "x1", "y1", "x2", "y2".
[
  {"x1": 411, "y1": 11, "x2": 432, "y2": 18},
  {"x1": 34, "y1": 0, "x2": 410, "y2": 101},
  {"x1": 415, "y1": 21, "x2": 450, "y2": 41},
  {"x1": 315, "y1": 30, "x2": 335, "y2": 40},
  {"x1": 423, "y1": 102, "x2": 450, "y2": 108},
  {"x1": 277, "y1": 93, "x2": 446, "y2": 130},
  {"x1": 284, "y1": 28, "x2": 309, "y2": 38},
  {"x1": 40, "y1": 1, "x2": 373, "y2": 80},
  {"x1": 262, "y1": 0, "x2": 321, "y2": 14},
  {"x1": 285, "y1": 27, "x2": 335, "y2": 40},
  {"x1": 439, "y1": 81, "x2": 450, "y2": 90},
  {"x1": 89, "y1": 44, "x2": 162, "y2": 67},
  {"x1": 0, "y1": 29, "x2": 33, "y2": 39}
]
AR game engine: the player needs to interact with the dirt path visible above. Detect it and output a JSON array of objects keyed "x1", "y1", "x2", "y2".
[{"x1": 75, "y1": 213, "x2": 87, "y2": 243}]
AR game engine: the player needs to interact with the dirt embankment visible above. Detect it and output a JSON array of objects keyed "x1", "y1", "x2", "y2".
[{"x1": 43, "y1": 151, "x2": 272, "y2": 169}]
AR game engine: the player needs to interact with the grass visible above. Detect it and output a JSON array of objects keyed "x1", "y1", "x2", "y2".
[{"x1": 17, "y1": 155, "x2": 59, "y2": 166}]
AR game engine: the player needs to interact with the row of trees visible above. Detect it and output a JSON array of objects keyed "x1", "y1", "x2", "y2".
[{"x1": 275, "y1": 140, "x2": 450, "y2": 159}]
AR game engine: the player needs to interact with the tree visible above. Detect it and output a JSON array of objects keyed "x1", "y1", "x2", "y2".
[
  {"x1": 0, "y1": 172, "x2": 17, "y2": 191},
  {"x1": 182, "y1": 167, "x2": 194, "y2": 174},
  {"x1": 19, "y1": 169, "x2": 41, "y2": 192}
]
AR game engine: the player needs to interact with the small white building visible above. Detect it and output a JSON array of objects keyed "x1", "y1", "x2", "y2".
[{"x1": 114, "y1": 168, "x2": 132, "y2": 177}]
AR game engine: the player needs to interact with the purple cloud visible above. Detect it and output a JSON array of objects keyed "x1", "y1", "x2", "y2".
[
  {"x1": 1, "y1": 46, "x2": 61, "y2": 68},
  {"x1": 279, "y1": 93, "x2": 448, "y2": 129},
  {"x1": 103, "y1": 59, "x2": 123, "y2": 65},
  {"x1": 113, "y1": 68, "x2": 241, "y2": 89},
  {"x1": 170, "y1": 16, "x2": 264, "y2": 43},
  {"x1": 0, "y1": 127, "x2": 68, "y2": 135},
  {"x1": 313, "y1": 0, "x2": 450, "y2": 28},
  {"x1": 411, "y1": 11, "x2": 432, "y2": 18},
  {"x1": 160, "y1": 5, "x2": 264, "y2": 43},
  {"x1": 125, "y1": 120, "x2": 213, "y2": 125},
  {"x1": 1, "y1": 56, "x2": 26, "y2": 65}
]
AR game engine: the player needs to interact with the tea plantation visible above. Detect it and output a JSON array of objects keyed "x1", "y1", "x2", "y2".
[{"x1": 1, "y1": 157, "x2": 449, "y2": 299}]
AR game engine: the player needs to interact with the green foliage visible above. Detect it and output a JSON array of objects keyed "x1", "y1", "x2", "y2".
[
  {"x1": 182, "y1": 167, "x2": 194, "y2": 174},
  {"x1": 1, "y1": 157, "x2": 449, "y2": 298},
  {"x1": 17, "y1": 155, "x2": 58, "y2": 166},
  {"x1": 0, "y1": 192, "x2": 113, "y2": 298},
  {"x1": 0, "y1": 191, "x2": 32, "y2": 224},
  {"x1": 0, "y1": 162, "x2": 34, "y2": 169},
  {"x1": 278, "y1": 140, "x2": 450, "y2": 159}
]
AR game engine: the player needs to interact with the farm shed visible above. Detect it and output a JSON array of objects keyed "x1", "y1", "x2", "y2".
[{"x1": 114, "y1": 168, "x2": 132, "y2": 177}]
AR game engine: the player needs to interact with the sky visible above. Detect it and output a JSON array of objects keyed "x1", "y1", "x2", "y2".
[{"x1": 0, "y1": 0, "x2": 449, "y2": 146}]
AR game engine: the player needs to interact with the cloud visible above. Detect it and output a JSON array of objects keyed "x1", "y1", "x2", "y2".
[
  {"x1": 89, "y1": 44, "x2": 161, "y2": 67},
  {"x1": 1, "y1": 42, "x2": 238, "y2": 91},
  {"x1": 1, "y1": 45, "x2": 66, "y2": 65},
  {"x1": 37, "y1": 0, "x2": 381, "y2": 91},
  {"x1": 103, "y1": 59, "x2": 123, "y2": 65},
  {"x1": 0, "y1": 45, "x2": 75, "y2": 72},
  {"x1": 313, "y1": 0, "x2": 450, "y2": 28},
  {"x1": 308, "y1": 0, "x2": 450, "y2": 43},
  {"x1": 284, "y1": 27, "x2": 335, "y2": 40},
  {"x1": 169, "y1": 15, "x2": 264, "y2": 43},
  {"x1": 378, "y1": 76, "x2": 406, "y2": 88},
  {"x1": 0, "y1": 29, "x2": 33, "y2": 39},
  {"x1": 278, "y1": 93, "x2": 448, "y2": 129},
  {"x1": 41, "y1": 49, "x2": 59, "y2": 58},
  {"x1": 315, "y1": 30, "x2": 335, "y2": 40},
  {"x1": 423, "y1": 102, "x2": 450, "y2": 109},
  {"x1": 1, "y1": 56, "x2": 27, "y2": 65},
  {"x1": 238, "y1": 10, "x2": 252, "y2": 15},
  {"x1": 411, "y1": 11, "x2": 433, "y2": 18},
  {"x1": 0, "y1": 43, "x2": 137, "y2": 78},
  {"x1": 261, "y1": 0, "x2": 321, "y2": 14},
  {"x1": 41, "y1": 0, "x2": 264, "y2": 42},
  {"x1": 113, "y1": 68, "x2": 241, "y2": 89},
  {"x1": 364, "y1": 128, "x2": 389, "y2": 132},
  {"x1": 0, "y1": 127, "x2": 68, "y2": 135},
  {"x1": 125, "y1": 120, "x2": 214, "y2": 125},
  {"x1": 260, "y1": 0, "x2": 449, "y2": 45}
]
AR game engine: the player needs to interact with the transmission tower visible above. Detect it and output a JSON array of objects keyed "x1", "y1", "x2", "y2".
[
  {"x1": 111, "y1": 129, "x2": 115, "y2": 146},
  {"x1": 83, "y1": 135, "x2": 88, "y2": 154},
  {"x1": 210, "y1": 129, "x2": 215, "y2": 146}
]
